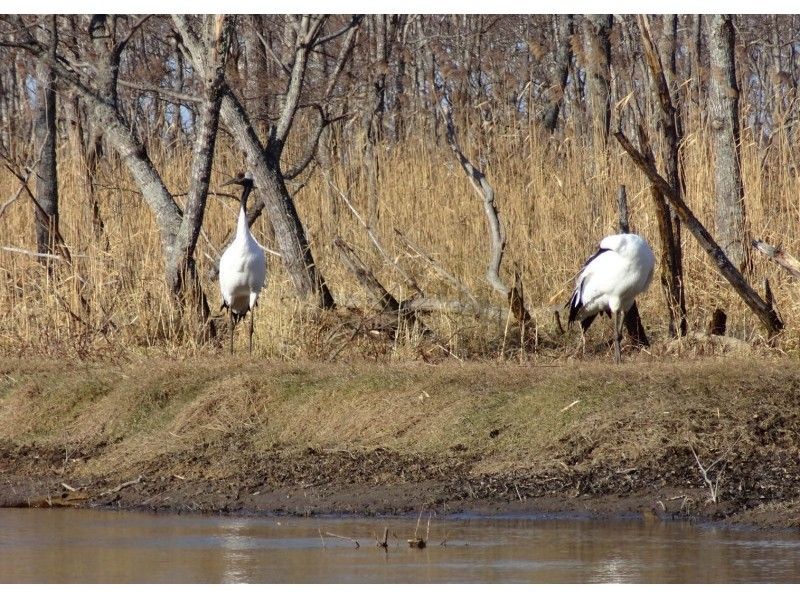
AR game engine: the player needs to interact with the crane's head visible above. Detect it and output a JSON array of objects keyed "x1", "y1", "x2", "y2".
[
  {"x1": 222, "y1": 171, "x2": 255, "y2": 188},
  {"x1": 223, "y1": 171, "x2": 255, "y2": 209}
]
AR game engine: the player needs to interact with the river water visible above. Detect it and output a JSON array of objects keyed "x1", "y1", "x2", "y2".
[{"x1": 0, "y1": 508, "x2": 798, "y2": 583}]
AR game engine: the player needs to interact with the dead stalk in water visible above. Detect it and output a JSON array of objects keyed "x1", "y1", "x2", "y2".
[
  {"x1": 376, "y1": 527, "x2": 389, "y2": 551},
  {"x1": 324, "y1": 531, "x2": 360, "y2": 549}
]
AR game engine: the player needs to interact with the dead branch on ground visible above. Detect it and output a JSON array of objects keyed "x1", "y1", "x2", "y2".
[{"x1": 333, "y1": 237, "x2": 427, "y2": 334}]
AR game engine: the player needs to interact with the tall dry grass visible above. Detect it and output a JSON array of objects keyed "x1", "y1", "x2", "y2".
[{"x1": 2, "y1": 112, "x2": 800, "y2": 361}]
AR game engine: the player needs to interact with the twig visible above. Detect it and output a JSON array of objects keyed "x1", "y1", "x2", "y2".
[
  {"x1": 426, "y1": 511, "x2": 432, "y2": 542},
  {"x1": 0, "y1": 176, "x2": 31, "y2": 219},
  {"x1": 394, "y1": 227, "x2": 478, "y2": 304},
  {"x1": 414, "y1": 508, "x2": 424, "y2": 537},
  {"x1": 324, "y1": 531, "x2": 360, "y2": 549},
  {"x1": 560, "y1": 400, "x2": 581, "y2": 413},
  {"x1": 1, "y1": 245, "x2": 68, "y2": 261},
  {"x1": 99, "y1": 475, "x2": 143, "y2": 497},
  {"x1": 688, "y1": 444, "x2": 727, "y2": 504},
  {"x1": 408, "y1": 508, "x2": 427, "y2": 548}
]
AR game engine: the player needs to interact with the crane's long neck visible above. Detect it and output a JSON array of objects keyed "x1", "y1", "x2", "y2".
[{"x1": 237, "y1": 183, "x2": 253, "y2": 238}]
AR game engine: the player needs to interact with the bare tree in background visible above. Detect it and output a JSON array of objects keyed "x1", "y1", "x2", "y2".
[
  {"x1": 32, "y1": 16, "x2": 62, "y2": 264},
  {"x1": 707, "y1": 14, "x2": 749, "y2": 272},
  {"x1": 542, "y1": 14, "x2": 573, "y2": 133},
  {"x1": 1, "y1": 15, "x2": 237, "y2": 337},
  {"x1": 581, "y1": 14, "x2": 613, "y2": 145}
]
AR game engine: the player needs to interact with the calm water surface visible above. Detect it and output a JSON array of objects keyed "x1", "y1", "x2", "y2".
[{"x1": 0, "y1": 508, "x2": 799, "y2": 583}]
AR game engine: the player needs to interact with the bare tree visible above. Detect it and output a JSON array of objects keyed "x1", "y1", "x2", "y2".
[
  {"x1": 32, "y1": 16, "x2": 62, "y2": 264},
  {"x1": 165, "y1": 15, "x2": 233, "y2": 336},
  {"x1": 542, "y1": 14, "x2": 573, "y2": 133},
  {"x1": 175, "y1": 15, "x2": 361, "y2": 309},
  {"x1": 638, "y1": 15, "x2": 687, "y2": 336},
  {"x1": 1, "y1": 15, "x2": 235, "y2": 337},
  {"x1": 581, "y1": 14, "x2": 613, "y2": 145},
  {"x1": 707, "y1": 14, "x2": 748, "y2": 272}
]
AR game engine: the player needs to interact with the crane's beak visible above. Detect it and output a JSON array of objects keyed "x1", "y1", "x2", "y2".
[{"x1": 222, "y1": 174, "x2": 244, "y2": 186}]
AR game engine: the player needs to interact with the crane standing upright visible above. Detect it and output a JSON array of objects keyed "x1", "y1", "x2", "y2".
[{"x1": 219, "y1": 172, "x2": 267, "y2": 354}]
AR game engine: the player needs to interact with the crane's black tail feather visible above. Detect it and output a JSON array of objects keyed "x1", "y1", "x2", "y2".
[{"x1": 567, "y1": 280, "x2": 584, "y2": 324}]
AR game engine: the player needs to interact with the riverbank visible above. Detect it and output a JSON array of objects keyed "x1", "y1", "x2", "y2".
[{"x1": 1, "y1": 357, "x2": 799, "y2": 528}]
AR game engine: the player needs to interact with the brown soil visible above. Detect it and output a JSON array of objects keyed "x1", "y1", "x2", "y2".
[{"x1": 1, "y1": 357, "x2": 799, "y2": 529}]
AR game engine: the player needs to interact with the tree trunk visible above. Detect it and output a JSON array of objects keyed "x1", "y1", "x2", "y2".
[
  {"x1": 581, "y1": 14, "x2": 613, "y2": 145},
  {"x1": 770, "y1": 15, "x2": 785, "y2": 128},
  {"x1": 542, "y1": 14, "x2": 573, "y2": 133},
  {"x1": 638, "y1": 15, "x2": 688, "y2": 336},
  {"x1": 360, "y1": 15, "x2": 388, "y2": 230},
  {"x1": 218, "y1": 92, "x2": 336, "y2": 308},
  {"x1": 243, "y1": 15, "x2": 268, "y2": 136},
  {"x1": 166, "y1": 16, "x2": 231, "y2": 339},
  {"x1": 707, "y1": 14, "x2": 748, "y2": 272},
  {"x1": 33, "y1": 16, "x2": 61, "y2": 263}
]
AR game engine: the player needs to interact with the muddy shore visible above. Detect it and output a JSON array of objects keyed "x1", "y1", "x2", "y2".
[{"x1": 1, "y1": 357, "x2": 799, "y2": 529}]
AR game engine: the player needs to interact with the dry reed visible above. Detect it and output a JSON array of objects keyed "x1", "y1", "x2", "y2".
[{"x1": 2, "y1": 113, "x2": 799, "y2": 361}]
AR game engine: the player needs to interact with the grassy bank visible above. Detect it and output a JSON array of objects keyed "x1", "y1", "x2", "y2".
[{"x1": 1, "y1": 357, "x2": 800, "y2": 527}]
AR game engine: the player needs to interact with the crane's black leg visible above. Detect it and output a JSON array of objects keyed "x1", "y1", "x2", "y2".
[
  {"x1": 229, "y1": 310, "x2": 235, "y2": 355},
  {"x1": 248, "y1": 307, "x2": 255, "y2": 355}
]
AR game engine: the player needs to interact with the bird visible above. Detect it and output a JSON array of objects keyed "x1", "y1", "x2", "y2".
[
  {"x1": 218, "y1": 171, "x2": 267, "y2": 354},
  {"x1": 567, "y1": 233, "x2": 655, "y2": 363}
]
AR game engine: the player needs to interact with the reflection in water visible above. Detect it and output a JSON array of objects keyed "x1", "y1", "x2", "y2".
[{"x1": 0, "y1": 508, "x2": 799, "y2": 583}]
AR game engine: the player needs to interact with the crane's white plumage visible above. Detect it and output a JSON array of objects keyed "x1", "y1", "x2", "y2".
[
  {"x1": 567, "y1": 233, "x2": 655, "y2": 362},
  {"x1": 219, "y1": 171, "x2": 267, "y2": 353}
]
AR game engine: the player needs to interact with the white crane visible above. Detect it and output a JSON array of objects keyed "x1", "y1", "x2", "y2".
[
  {"x1": 567, "y1": 233, "x2": 655, "y2": 363},
  {"x1": 219, "y1": 171, "x2": 267, "y2": 354}
]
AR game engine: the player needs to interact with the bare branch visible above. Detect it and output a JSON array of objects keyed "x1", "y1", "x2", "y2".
[
  {"x1": 271, "y1": 15, "x2": 327, "y2": 150},
  {"x1": 282, "y1": 106, "x2": 329, "y2": 180},
  {"x1": 334, "y1": 236, "x2": 425, "y2": 333},
  {"x1": 255, "y1": 29, "x2": 292, "y2": 76},
  {"x1": 117, "y1": 79, "x2": 201, "y2": 105},
  {"x1": 1, "y1": 245, "x2": 68, "y2": 261},
  {"x1": 112, "y1": 14, "x2": 153, "y2": 61},
  {"x1": 282, "y1": 20, "x2": 360, "y2": 180},
  {"x1": 753, "y1": 239, "x2": 800, "y2": 279},
  {"x1": 313, "y1": 14, "x2": 363, "y2": 48},
  {"x1": 393, "y1": 227, "x2": 477, "y2": 305},
  {"x1": 440, "y1": 99, "x2": 508, "y2": 296},
  {"x1": 323, "y1": 172, "x2": 421, "y2": 295}
]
